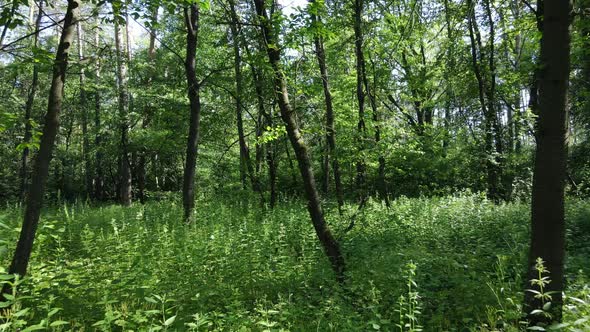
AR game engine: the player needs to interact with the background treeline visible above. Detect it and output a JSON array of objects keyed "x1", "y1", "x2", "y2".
[{"x1": 0, "y1": 0, "x2": 587, "y2": 205}]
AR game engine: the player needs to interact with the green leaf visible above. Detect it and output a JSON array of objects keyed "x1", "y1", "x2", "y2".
[
  {"x1": 14, "y1": 307, "x2": 30, "y2": 317},
  {"x1": 21, "y1": 325, "x2": 46, "y2": 332},
  {"x1": 164, "y1": 315, "x2": 176, "y2": 326},
  {"x1": 50, "y1": 320, "x2": 69, "y2": 327}
]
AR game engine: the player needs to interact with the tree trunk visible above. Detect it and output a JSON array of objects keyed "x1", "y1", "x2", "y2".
[
  {"x1": 19, "y1": 1, "x2": 43, "y2": 201},
  {"x1": 353, "y1": 0, "x2": 367, "y2": 198},
  {"x1": 310, "y1": 0, "x2": 344, "y2": 211},
  {"x1": 1, "y1": 0, "x2": 79, "y2": 301},
  {"x1": 229, "y1": 0, "x2": 265, "y2": 203},
  {"x1": 137, "y1": 3, "x2": 158, "y2": 204},
  {"x1": 94, "y1": 19, "x2": 104, "y2": 200},
  {"x1": 253, "y1": 0, "x2": 345, "y2": 282},
  {"x1": 524, "y1": 0, "x2": 571, "y2": 325},
  {"x1": 367, "y1": 56, "x2": 389, "y2": 207},
  {"x1": 77, "y1": 21, "x2": 92, "y2": 198},
  {"x1": 467, "y1": 0, "x2": 500, "y2": 202},
  {"x1": 182, "y1": 4, "x2": 202, "y2": 223},
  {"x1": 483, "y1": 0, "x2": 505, "y2": 200},
  {"x1": 114, "y1": 4, "x2": 132, "y2": 206}
]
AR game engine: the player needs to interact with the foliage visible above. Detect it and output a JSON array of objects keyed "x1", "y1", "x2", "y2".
[{"x1": 0, "y1": 194, "x2": 588, "y2": 330}]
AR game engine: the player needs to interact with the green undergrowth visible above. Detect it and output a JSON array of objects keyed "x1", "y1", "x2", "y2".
[{"x1": 0, "y1": 193, "x2": 589, "y2": 331}]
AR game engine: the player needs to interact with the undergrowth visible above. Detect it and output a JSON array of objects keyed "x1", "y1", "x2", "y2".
[{"x1": 0, "y1": 193, "x2": 588, "y2": 331}]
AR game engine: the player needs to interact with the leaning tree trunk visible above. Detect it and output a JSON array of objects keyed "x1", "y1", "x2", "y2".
[
  {"x1": 182, "y1": 4, "x2": 202, "y2": 223},
  {"x1": 114, "y1": 3, "x2": 132, "y2": 206},
  {"x1": 310, "y1": 0, "x2": 344, "y2": 212},
  {"x1": 253, "y1": 0, "x2": 345, "y2": 282},
  {"x1": 524, "y1": 0, "x2": 571, "y2": 325},
  {"x1": 19, "y1": 0, "x2": 43, "y2": 201},
  {"x1": 1, "y1": 0, "x2": 80, "y2": 301}
]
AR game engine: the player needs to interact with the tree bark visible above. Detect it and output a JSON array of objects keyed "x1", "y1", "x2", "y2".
[
  {"x1": 253, "y1": 0, "x2": 345, "y2": 282},
  {"x1": 1, "y1": 0, "x2": 80, "y2": 301},
  {"x1": 114, "y1": 3, "x2": 132, "y2": 206},
  {"x1": 524, "y1": 0, "x2": 571, "y2": 324},
  {"x1": 310, "y1": 0, "x2": 344, "y2": 211},
  {"x1": 19, "y1": 0, "x2": 43, "y2": 201},
  {"x1": 182, "y1": 4, "x2": 202, "y2": 223}
]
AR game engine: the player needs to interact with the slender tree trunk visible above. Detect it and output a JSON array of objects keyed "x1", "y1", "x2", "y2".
[
  {"x1": 19, "y1": 1, "x2": 43, "y2": 201},
  {"x1": 524, "y1": 0, "x2": 571, "y2": 324},
  {"x1": 310, "y1": 0, "x2": 344, "y2": 211},
  {"x1": 137, "y1": 3, "x2": 158, "y2": 204},
  {"x1": 483, "y1": 0, "x2": 505, "y2": 200},
  {"x1": 114, "y1": 4, "x2": 132, "y2": 206},
  {"x1": 1, "y1": 0, "x2": 79, "y2": 301},
  {"x1": 94, "y1": 20, "x2": 103, "y2": 200},
  {"x1": 367, "y1": 56, "x2": 389, "y2": 207},
  {"x1": 442, "y1": 0, "x2": 455, "y2": 155},
  {"x1": 77, "y1": 21, "x2": 92, "y2": 198},
  {"x1": 250, "y1": 57, "x2": 277, "y2": 208},
  {"x1": 229, "y1": 0, "x2": 265, "y2": 203},
  {"x1": 353, "y1": 0, "x2": 367, "y2": 198},
  {"x1": 253, "y1": 0, "x2": 345, "y2": 282},
  {"x1": 182, "y1": 4, "x2": 202, "y2": 223},
  {"x1": 0, "y1": 0, "x2": 18, "y2": 47},
  {"x1": 467, "y1": 0, "x2": 500, "y2": 202}
]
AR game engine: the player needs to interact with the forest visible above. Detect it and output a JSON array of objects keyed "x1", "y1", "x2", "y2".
[{"x1": 0, "y1": 0, "x2": 589, "y2": 330}]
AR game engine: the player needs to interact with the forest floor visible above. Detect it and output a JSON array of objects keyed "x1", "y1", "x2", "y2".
[{"x1": 1, "y1": 193, "x2": 589, "y2": 331}]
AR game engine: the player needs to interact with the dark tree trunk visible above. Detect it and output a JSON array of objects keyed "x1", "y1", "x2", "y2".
[
  {"x1": 254, "y1": 0, "x2": 345, "y2": 282},
  {"x1": 310, "y1": 0, "x2": 344, "y2": 211},
  {"x1": 1, "y1": 0, "x2": 79, "y2": 301},
  {"x1": 524, "y1": 0, "x2": 571, "y2": 325},
  {"x1": 19, "y1": 1, "x2": 43, "y2": 201},
  {"x1": 483, "y1": 0, "x2": 505, "y2": 200},
  {"x1": 182, "y1": 4, "x2": 202, "y2": 223},
  {"x1": 114, "y1": 4, "x2": 132, "y2": 206}
]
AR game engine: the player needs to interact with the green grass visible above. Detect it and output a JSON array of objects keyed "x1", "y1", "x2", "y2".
[{"x1": 1, "y1": 193, "x2": 589, "y2": 331}]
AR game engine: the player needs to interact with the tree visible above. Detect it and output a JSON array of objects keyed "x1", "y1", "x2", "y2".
[
  {"x1": 1, "y1": 0, "x2": 80, "y2": 300},
  {"x1": 253, "y1": 0, "x2": 345, "y2": 282},
  {"x1": 228, "y1": 0, "x2": 265, "y2": 203},
  {"x1": 523, "y1": 0, "x2": 571, "y2": 324},
  {"x1": 19, "y1": 0, "x2": 43, "y2": 201},
  {"x1": 113, "y1": 0, "x2": 133, "y2": 206},
  {"x1": 309, "y1": 0, "x2": 344, "y2": 211},
  {"x1": 182, "y1": 3, "x2": 202, "y2": 223}
]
